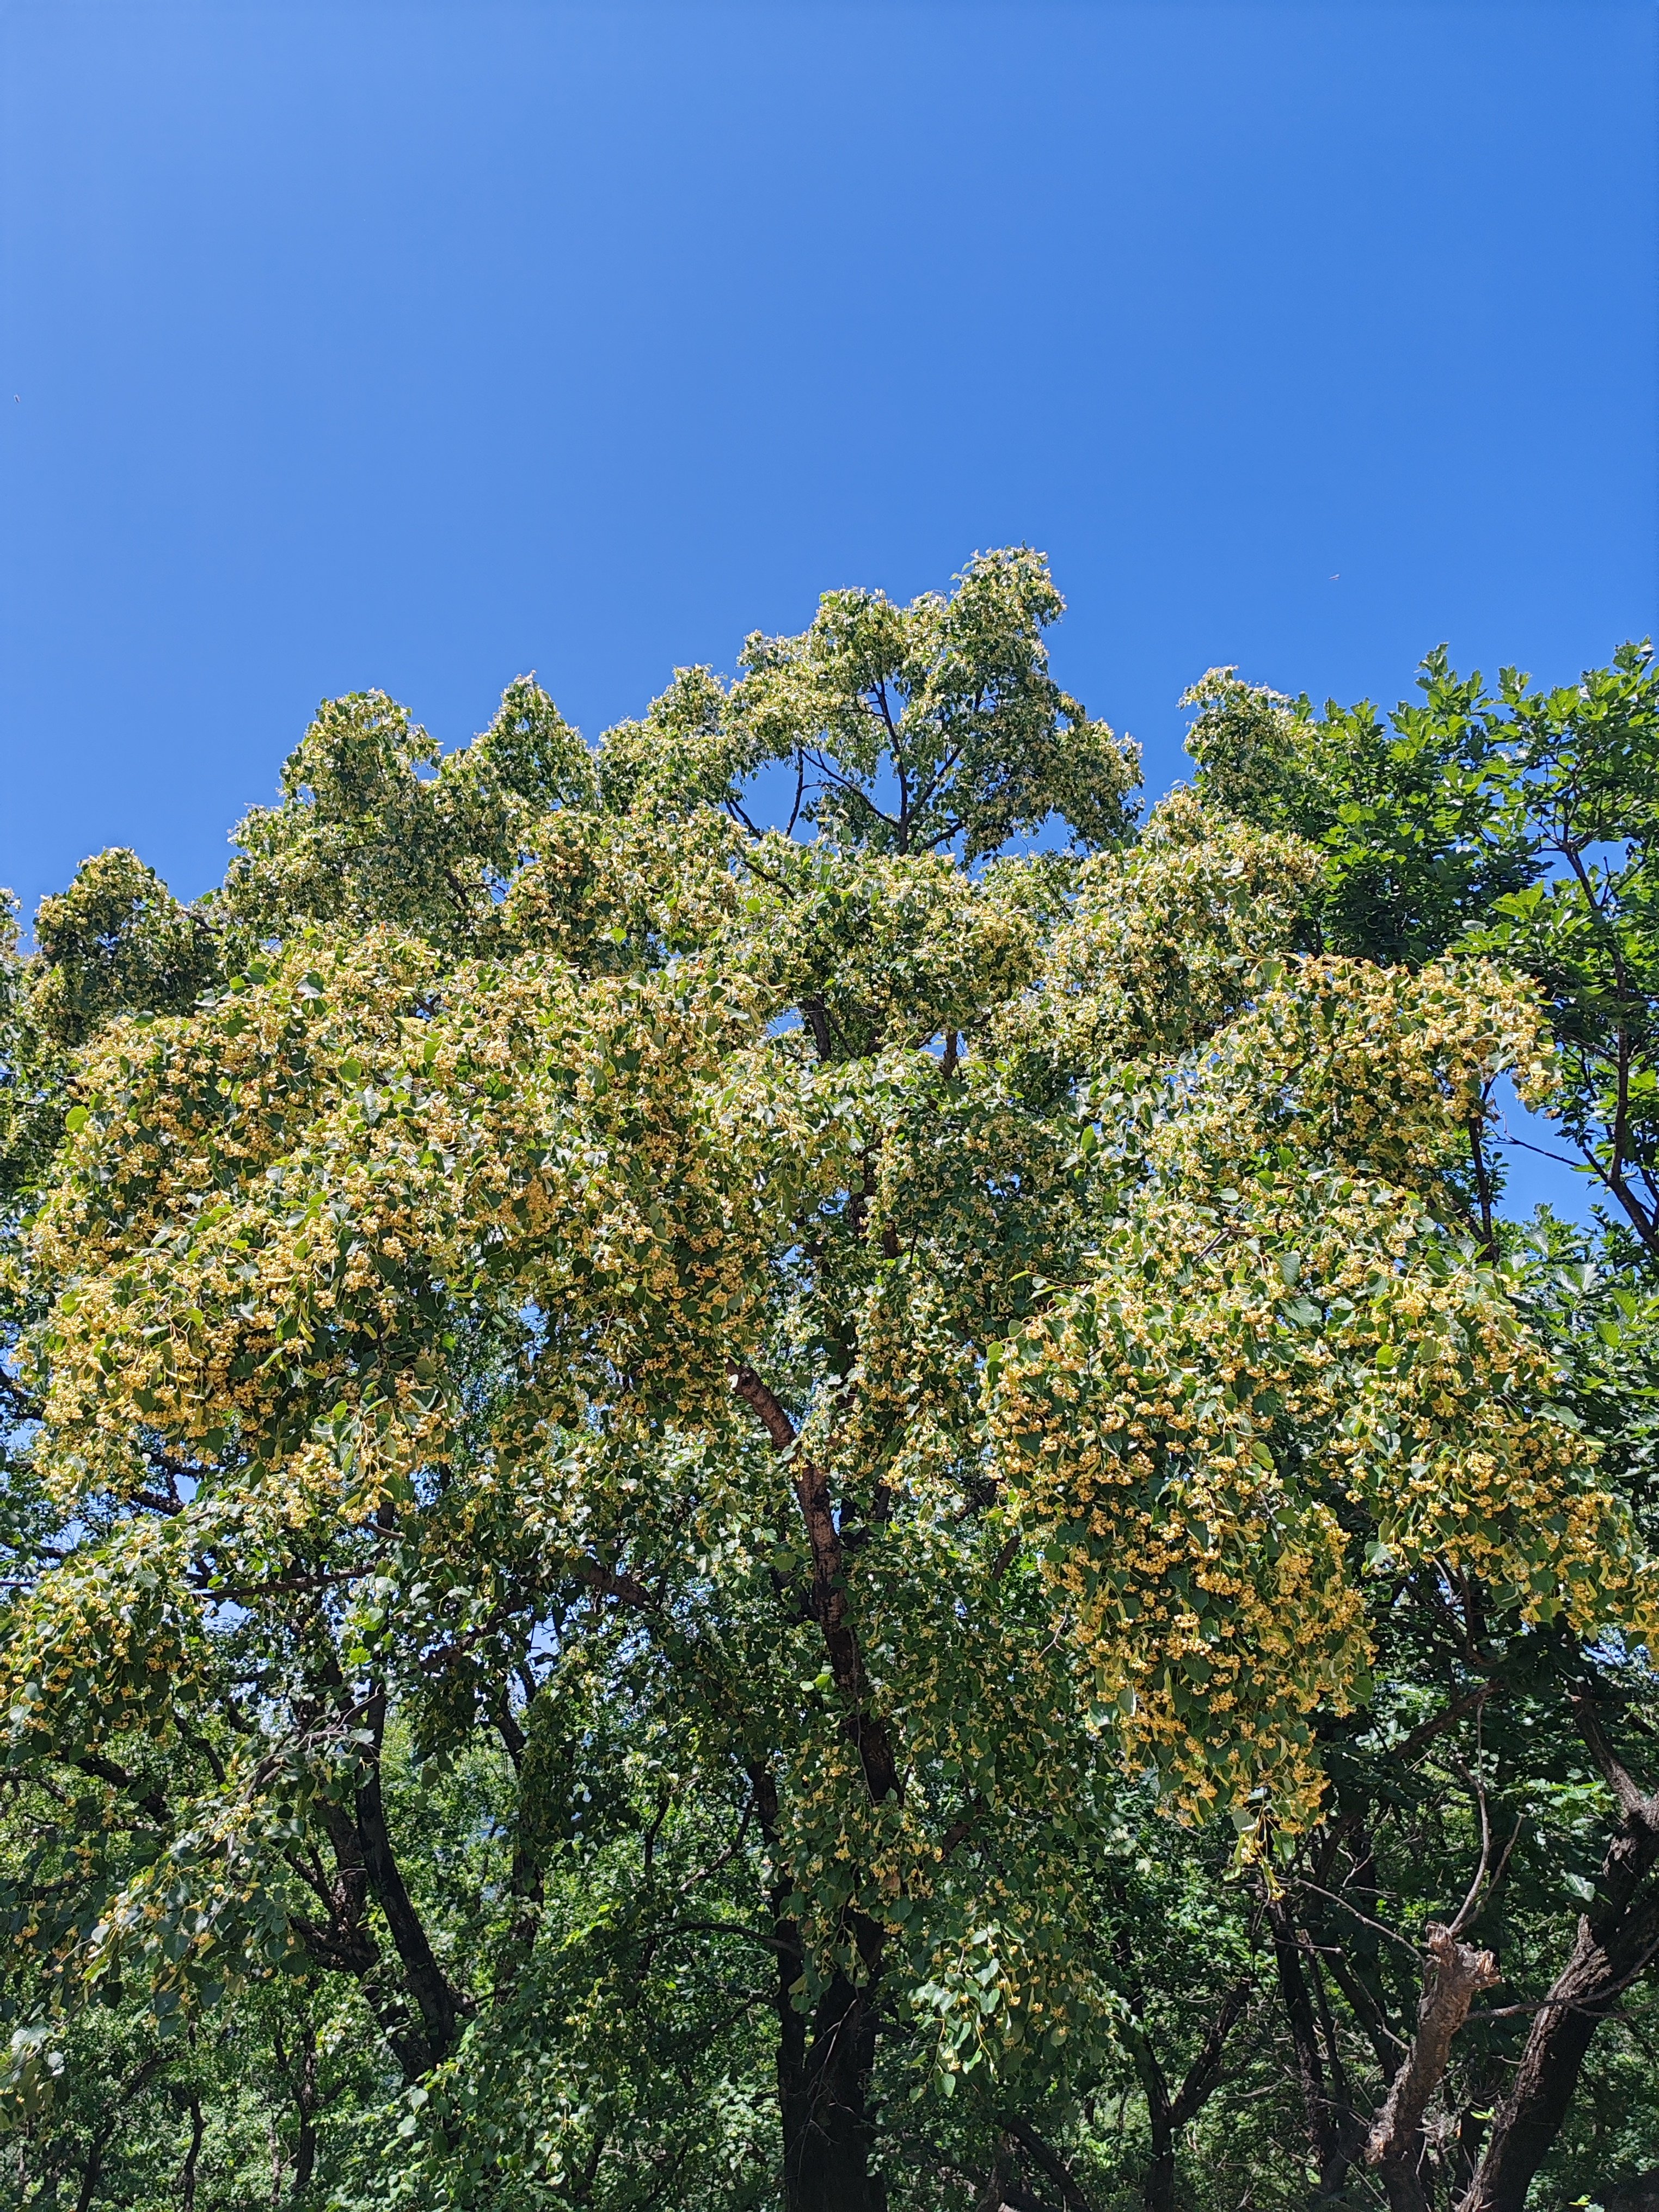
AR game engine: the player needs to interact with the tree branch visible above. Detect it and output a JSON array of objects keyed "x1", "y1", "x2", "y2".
[
  {"x1": 1365, "y1": 1925, "x2": 1499, "y2": 2180},
  {"x1": 1169, "y1": 1976, "x2": 1254, "y2": 2129},
  {"x1": 1005, "y1": 2118, "x2": 1093, "y2": 2211},
  {"x1": 1572, "y1": 1691, "x2": 1659, "y2": 1829},
  {"x1": 729, "y1": 1362, "x2": 902, "y2": 1805},
  {"x1": 74, "y1": 1754, "x2": 168, "y2": 1827}
]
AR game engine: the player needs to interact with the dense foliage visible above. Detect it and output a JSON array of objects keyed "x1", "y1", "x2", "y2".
[{"x1": 3, "y1": 551, "x2": 1659, "y2": 2212}]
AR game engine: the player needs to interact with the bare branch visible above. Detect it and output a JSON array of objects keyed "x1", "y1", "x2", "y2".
[{"x1": 1366, "y1": 1926, "x2": 1499, "y2": 2176}]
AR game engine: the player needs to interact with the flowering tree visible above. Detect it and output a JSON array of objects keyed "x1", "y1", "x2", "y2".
[{"x1": 3, "y1": 554, "x2": 1657, "y2": 2212}]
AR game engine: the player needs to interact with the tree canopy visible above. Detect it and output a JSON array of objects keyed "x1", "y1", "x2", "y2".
[{"x1": 3, "y1": 550, "x2": 1659, "y2": 2212}]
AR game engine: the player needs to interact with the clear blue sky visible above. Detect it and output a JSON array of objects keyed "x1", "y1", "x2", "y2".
[{"x1": 1, "y1": 0, "x2": 1655, "y2": 1203}]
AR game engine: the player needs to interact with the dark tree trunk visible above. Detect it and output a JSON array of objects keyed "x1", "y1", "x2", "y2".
[
  {"x1": 1459, "y1": 1886, "x2": 1659, "y2": 2212},
  {"x1": 294, "y1": 1681, "x2": 469, "y2": 2084},
  {"x1": 782, "y1": 1963, "x2": 886, "y2": 2212},
  {"x1": 1460, "y1": 1698, "x2": 1659, "y2": 2212},
  {"x1": 72, "y1": 2055, "x2": 169, "y2": 2212},
  {"x1": 303, "y1": 1799, "x2": 440, "y2": 2083},
  {"x1": 1005, "y1": 2119, "x2": 1092, "y2": 2211},
  {"x1": 1268, "y1": 1898, "x2": 1353, "y2": 2196},
  {"x1": 754, "y1": 1766, "x2": 886, "y2": 2212},
  {"x1": 178, "y1": 2095, "x2": 205, "y2": 2212},
  {"x1": 767, "y1": 1888, "x2": 811, "y2": 2196},
  {"x1": 732, "y1": 1371, "x2": 905, "y2": 2211},
  {"x1": 730, "y1": 1367, "x2": 903, "y2": 1811},
  {"x1": 1141, "y1": 2141, "x2": 1176, "y2": 2212},
  {"x1": 354, "y1": 1737, "x2": 469, "y2": 2063},
  {"x1": 490, "y1": 1697, "x2": 544, "y2": 2003},
  {"x1": 73, "y1": 2147, "x2": 104, "y2": 2212},
  {"x1": 1125, "y1": 1979, "x2": 1249, "y2": 2212},
  {"x1": 1128, "y1": 2027, "x2": 1181, "y2": 2212},
  {"x1": 291, "y1": 2029, "x2": 318, "y2": 2199}
]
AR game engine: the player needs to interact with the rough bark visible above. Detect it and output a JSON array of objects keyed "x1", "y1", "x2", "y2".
[
  {"x1": 783, "y1": 1945, "x2": 887, "y2": 2212},
  {"x1": 1458, "y1": 1893, "x2": 1659, "y2": 2211},
  {"x1": 1458, "y1": 1885, "x2": 1659, "y2": 2211},
  {"x1": 1459, "y1": 1696, "x2": 1659, "y2": 2212},
  {"x1": 1364, "y1": 1925, "x2": 1498, "y2": 2212}
]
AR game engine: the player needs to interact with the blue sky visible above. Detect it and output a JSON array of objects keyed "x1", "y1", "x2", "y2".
[{"x1": 2, "y1": 0, "x2": 1655, "y2": 1213}]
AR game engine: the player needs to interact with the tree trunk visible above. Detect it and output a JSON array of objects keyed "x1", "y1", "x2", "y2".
[
  {"x1": 1268, "y1": 1898, "x2": 1352, "y2": 2196},
  {"x1": 1130, "y1": 1979, "x2": 1249, "y2": 2212},
  {"x1": 1459, "y1": 1698, "x2": 1659, "y2": 2212},
  {"x1": 1126, "y1": 2026, "x2": 1176, "y2": 2212},
  {"x1": 1005, "y1": 2118, "x2": 1092, "y2": 2211},
  {"x1": 1141, "y1": 2139, "x2": 1176, "y2": 2212},
  {"x1": 732, "y1": 1372, "x2": 902, "y2": 2209},
  {"x1": 178, "y1": 2096, "x2": 205, "y2": 2212},
  {"x1": 1364, "y1": 1926, "x2": 1499, "y2": 2212},
  {"x1": 297, "y1": 1671, "x2": 469, "y2": 2079},
  {"x1": 303, "y1": 1801, "x2": 439, "y2": 2083},
  {"x1": 291, "y1": 2029, "x2": 318, "y2": 2199},
  {"x1": 782, "y1": 1964, "x2": 886, "y2": 2212},
  {"x1": 1458, "y1": 1886, "x2": 1659, "y2": 2212},
  {"x1": 490, "y1": 1697, "x2": 544, "y2": 2004},
  {"x1": 769, "y1": 1899, "x2": 810, "y2": 2197},
  {"x1": 732, "y1": 1368, "x2": 903, "y2": 2208},
  {"x1": 753, "y1": 1765, "x2": 886, "y2": 2212},
  {"x1": 73, "y1": 2147, "x2": 105, "y2": 2212},
  {"x1": 72, "y1": 2055, "x2": 169, "y2": 2212},
  {"x1": 354, "y1": 1742, "x2": 469, "y2": 2063},
  {"x1": 778, "y1": 1908, "x2": 886, "y2": 2212}
]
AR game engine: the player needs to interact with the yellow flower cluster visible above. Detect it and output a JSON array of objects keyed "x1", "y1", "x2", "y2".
[
  {"x1": 992, "y1": 1166, "x2": 1654, "y2": 1838},
  {"x1": 988, "y1": 790, "x2": 1319, "y2": 1080},
  {"x1": 736, "y1": 843, "x2": 1040, "y2": 1059},
  {"x1": 1153, "y1": 953, "x2": 1554, "y2": 1197},
  {"x1": 2, "y1": 1515, "x2": 201, "y2": 1758},
  {"x1": 501, "y1": 808, "x2": 742, "y2": 972},
  {"x1": 26, "y1": 931, "x2": 806, "y2": 1523}
]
